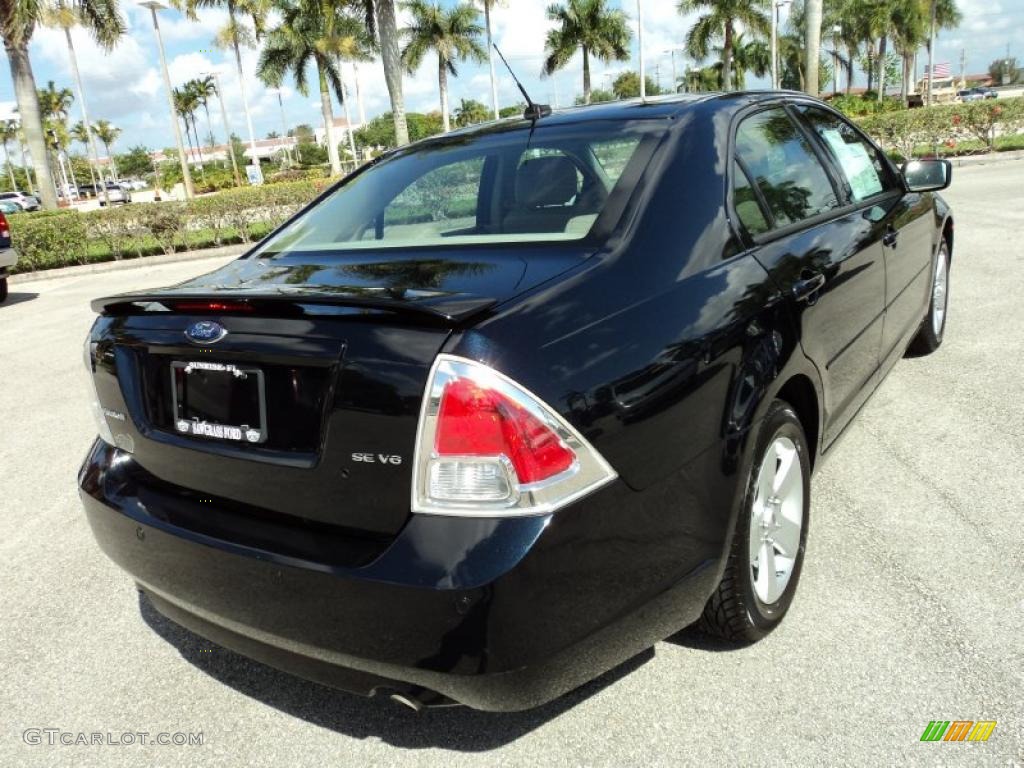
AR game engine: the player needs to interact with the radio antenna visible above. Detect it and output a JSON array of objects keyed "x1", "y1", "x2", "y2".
[{"x1": 493, "y1": 44, "x2": 551, "y2": 121}]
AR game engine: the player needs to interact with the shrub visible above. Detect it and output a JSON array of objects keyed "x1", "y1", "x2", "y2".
[
  {"x1": 8, "y1": 178, "x2": 331, "y2": 274},
  {"x1": 858, "y1": 97, "x2": 1024, "y2": 158},
  {"x1": 138, "y1": 202, "x2": 187, "y2": 254},
  {"x1": 9, "y1": 211, "x2": 88, "y2": 270}
]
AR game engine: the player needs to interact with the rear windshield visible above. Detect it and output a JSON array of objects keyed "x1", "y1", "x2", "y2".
[{"x1": 254, "y1": 121, "x2": 663, "y2": 254}]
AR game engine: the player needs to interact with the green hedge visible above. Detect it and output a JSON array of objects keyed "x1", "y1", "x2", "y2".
[
  {"x1": 8, "y1": 179, "x2": 331, "y2": 274},
  {"x1": 858, "y1": 97, "x2": 1024, "y2": 160}
]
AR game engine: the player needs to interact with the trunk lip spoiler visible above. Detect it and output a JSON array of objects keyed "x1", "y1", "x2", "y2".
[{"x1": 90, "y1": 291, "x2": 497, "y2": 324}]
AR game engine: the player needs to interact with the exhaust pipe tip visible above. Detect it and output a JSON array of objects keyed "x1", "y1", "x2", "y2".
[{"x1": 388, "y1": 692, "x2": 425, "y2": 713}]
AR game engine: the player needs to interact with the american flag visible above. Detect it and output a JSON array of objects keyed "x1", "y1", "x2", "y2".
[{"x1": 925, "y1": 62, "x2": 951, "y2": 78}]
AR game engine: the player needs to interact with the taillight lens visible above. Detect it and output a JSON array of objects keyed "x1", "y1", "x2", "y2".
[
  {"x1": 412, "y1": 355, "x2": 616, "y2": 516},
  {"x1": 83, "y1": 334, "x2": 115, "y2": 447},
  {"x1": 0, "y1": 211, "x2": 9, "y2": 238}
]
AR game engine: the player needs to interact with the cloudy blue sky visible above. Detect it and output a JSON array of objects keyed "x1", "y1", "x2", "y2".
[{"x1": 0, "y1": 0, "x2": 1021, "y2": 155}]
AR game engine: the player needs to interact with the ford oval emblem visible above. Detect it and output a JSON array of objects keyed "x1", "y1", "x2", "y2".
[{"x1": 184, "y1": 320, "x2": 228, "y2": 344}]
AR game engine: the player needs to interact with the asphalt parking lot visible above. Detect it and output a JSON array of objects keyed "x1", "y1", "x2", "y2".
[{"x1": 2, "y1": 161, "x2": 1022, "y2": 767}]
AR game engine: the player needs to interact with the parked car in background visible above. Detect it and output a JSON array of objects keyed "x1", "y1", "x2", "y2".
[
  {"x1": 0, "y1": 200, "x2": 22, "y2": 215},
  {"x1": 80, "y1": 93, "x2": 954, "y2": 711},
  {"x1": 97, "y1": 181, "x2": 132, "y2": 206},
  {"x1": 0, "y1": 191, "x2": 41, "y2": 212},
  {"x1": 123, "y1": 178, "x2": 149, "y2": 191},
  {"x1": 0, "y1": 210, "x2": 17, "y2": 302},
  {"x1": 969, "y1": 86, "x2": 998, "y2": 99},
  {"x1": 957, "y1": 86, "x2": 998, "y2": 103}
]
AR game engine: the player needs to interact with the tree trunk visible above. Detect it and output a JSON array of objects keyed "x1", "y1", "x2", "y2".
[
  {"x1": 203, "y1": 104, "x2": 215, "y2": 149},
  {"x1": 231, "y1": 32, "x2": 259, "y2": 163},
  {"x1": 4, "y1": 40, "x2": 57, "y2": 209},
  {"x1": 375, "y1": 0, "x2": 409, "y2": 146},
  {"x1": 722, "y1": 22, "x2": 733, "y2": 91},
  {"x1": 319, "y1": 67, "x2": 342, "y2": 176},
  {"x1": 866, "y1": 47, "x2": 874, "y2": 92},
  {"x1": 3, "y1": 142, "x2": 16, "y2": 189},
  {"x1": 804, "y1": 0, "x2": 823, "y2": 96},
  {"x1": 582, "y1": 46, "x2": 591, "y2": 104},
  {"x1": 485, "y1": 1, "x2": 499, "y2": 119},
  {"x1": 353, "y1": 62, "x2": 367, "y2": 126},
  {"x1": 439, "y1": 57, "x2": 451, "y2": 132},
  {"x1": 901, "y1": 52, "x2": 911, "y2": 105},
  {"x1": 846, "y1": 44, "x2": 856, "y2": 94},
  {"x1": 65, "y1": 27, "x2": 109, "y2": 205},
  {"x1": 17, "y1": 137, "x2": 35, "y2": 195},
  {"x1": 337, "y1": 61, "x2": 358, "y2": 166},
  {"x1": 877, "y1": 35, "x2": 887, "y2": 101}
]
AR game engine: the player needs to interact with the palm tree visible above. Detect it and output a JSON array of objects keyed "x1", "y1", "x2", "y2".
[
  {"x1": 729, "y1": 33, "x2": 769, "y2": 89},
  {"x1": 176, "y1": 0, "x2": 266, "y2": 162},
  {"x1": 543, "y1": 0, "x2": 631, "y2": 105},
  {"x1": 71, "y1": 121, "x2": 99, "y2": 191},
  {"x1": 42, "y1": 0, "x2": 121, "y2": 205},
  {"x1": 173, "y1": 87, "x2": 201, "y2": 175},
  {"x1": 351, "y1": 0, "x2": 409, "y2": 145},
  {"x1": 401, "y1": 1, "x2": 485, "y2": 132},
  {"x1": 37, "y1": 81, "x2": 74, "y2": 195},
  {"x1": 0, "y1": 120, "x2": 19, "y2": 189},
  {"x1": 678, "y1": 0, "x2": 769, "y2": 93},
  {"x1": 1, "y1": 0, "x2": 122, "y2": 209},
  {"x1": 92, "y1": 120, "x2": 121, "y2": 181},
  {"x1": 192, "y1": 75, "x2": 219, "y2": 150},
  {"x1": 259, "y1": 0, "x2": 361, "y2": 175},
  {"x1": 454, "y1": 97, "x2": 489, "y2": 127},
  {"x1": 474, "y1": 0, "x2": 506, "y2": 119}
]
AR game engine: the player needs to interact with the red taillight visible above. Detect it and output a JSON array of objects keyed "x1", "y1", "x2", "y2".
[
  {"x1": 0, "y1": 212, "x2": 9, "y2": 239},
  {"x1": 436, "y1": 378, "x2": 575, "y2": 484},
  {"x1": 171, "y1": 300, "x2": 254, "y2": 313},
  {"x1": 412, "y1": 355, "x2": 617, "y2": 516}
]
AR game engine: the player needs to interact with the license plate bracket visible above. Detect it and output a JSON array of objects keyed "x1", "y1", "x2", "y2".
[{"x1": 170, "y1": 361, "x2": 267, "y2": 444}]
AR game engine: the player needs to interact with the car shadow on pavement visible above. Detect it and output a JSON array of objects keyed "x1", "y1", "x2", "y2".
[
  {"x1": 663, "y1": 625, "x2": 750, "y2": 652},
  {"x1": 138, "y1": 592, "x2": 654, "y2": 750},
  {"x1": 1, "y1": 291, "x2": 39, "y2": 308}
]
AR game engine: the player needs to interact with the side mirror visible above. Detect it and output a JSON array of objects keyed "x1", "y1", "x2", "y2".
[{"x1": 902, "y1": 159, "x2": 952, "y2": 192}]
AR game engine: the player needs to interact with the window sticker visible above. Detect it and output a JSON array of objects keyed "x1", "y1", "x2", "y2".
[{"x1": 819, "y1": 128, "x2": 883, "y2": 201}]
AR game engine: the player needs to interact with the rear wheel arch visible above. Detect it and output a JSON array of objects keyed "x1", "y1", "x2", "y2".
[{"x1": 774, "y1": 374, "x2": 821, "y2": 471}]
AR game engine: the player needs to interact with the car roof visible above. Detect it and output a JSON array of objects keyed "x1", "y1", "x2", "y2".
[{"x1": 411, "y1": 91, "x2": 822, "y2": 147}]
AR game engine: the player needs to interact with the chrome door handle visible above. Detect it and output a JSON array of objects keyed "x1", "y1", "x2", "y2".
[{"x1": 792, "y1": 272, "x2": 826, "y2": 303}]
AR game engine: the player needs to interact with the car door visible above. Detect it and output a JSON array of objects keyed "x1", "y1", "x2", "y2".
[
  {"x1": 795, "y1": 104, "x2": 935, "y2": 366},
  {"x1": 730, "y1": 105, "x2": 886, "y2": 446}
]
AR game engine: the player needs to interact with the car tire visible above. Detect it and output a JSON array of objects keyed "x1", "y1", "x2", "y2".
[
  {"x1": 907, "y1": 239, "x2": 950, "y2": 356},
  {"x1": 698, "y1": 400, "x2": 810, "y2": 643},
  {"x1": 0, "y1": 277, "x2": 8, "y2": 303}
]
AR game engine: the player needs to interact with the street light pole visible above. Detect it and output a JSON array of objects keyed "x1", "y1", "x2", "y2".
[
  {"x1": 140, "y1": 1, "x2": 193, "y2": 199},
  {"x1": 636, "y1": 0, "x2": 646, "y2": 100},
  {"x1": 771, "y1": 1, "x2": 792, "y2": 89},
  {"x1": 204, "y1": 71, "x2": 242, "y2": 187}
]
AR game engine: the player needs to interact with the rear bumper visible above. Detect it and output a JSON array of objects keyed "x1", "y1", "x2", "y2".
[
  {"x1": 79, "y1": 440, "x2": 724, "y2": 711},
  {"x1": 0, "y1": 247, "x2": 17, "y2": 273}
]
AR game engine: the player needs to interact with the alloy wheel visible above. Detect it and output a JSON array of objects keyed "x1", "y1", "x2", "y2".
[{"x1": 748, "y1": 436, "x2": 804, "y2": 605}]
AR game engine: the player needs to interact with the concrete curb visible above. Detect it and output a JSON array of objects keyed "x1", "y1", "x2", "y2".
[
  {"x1": 8, "y1": 243, "x2": 248, "y2": 285},
  {"x1": 946, "y1": 150, "x2": 1024, "y2": 167}
]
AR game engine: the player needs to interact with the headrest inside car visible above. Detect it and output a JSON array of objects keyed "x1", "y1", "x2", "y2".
[{"x1": 516, "y1": 156, "x2": 579, "y2": 209}]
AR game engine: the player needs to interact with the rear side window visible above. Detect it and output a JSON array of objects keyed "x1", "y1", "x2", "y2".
[
  {"x1": 734, "y1": 108, "x2": 840, "y2": 230},
  {"x1": 797, "y1": 106, "x2": 896, "y2": 202},
  {"x1": 732, "y1": 162, "x2": 770, "y2": 236}
]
